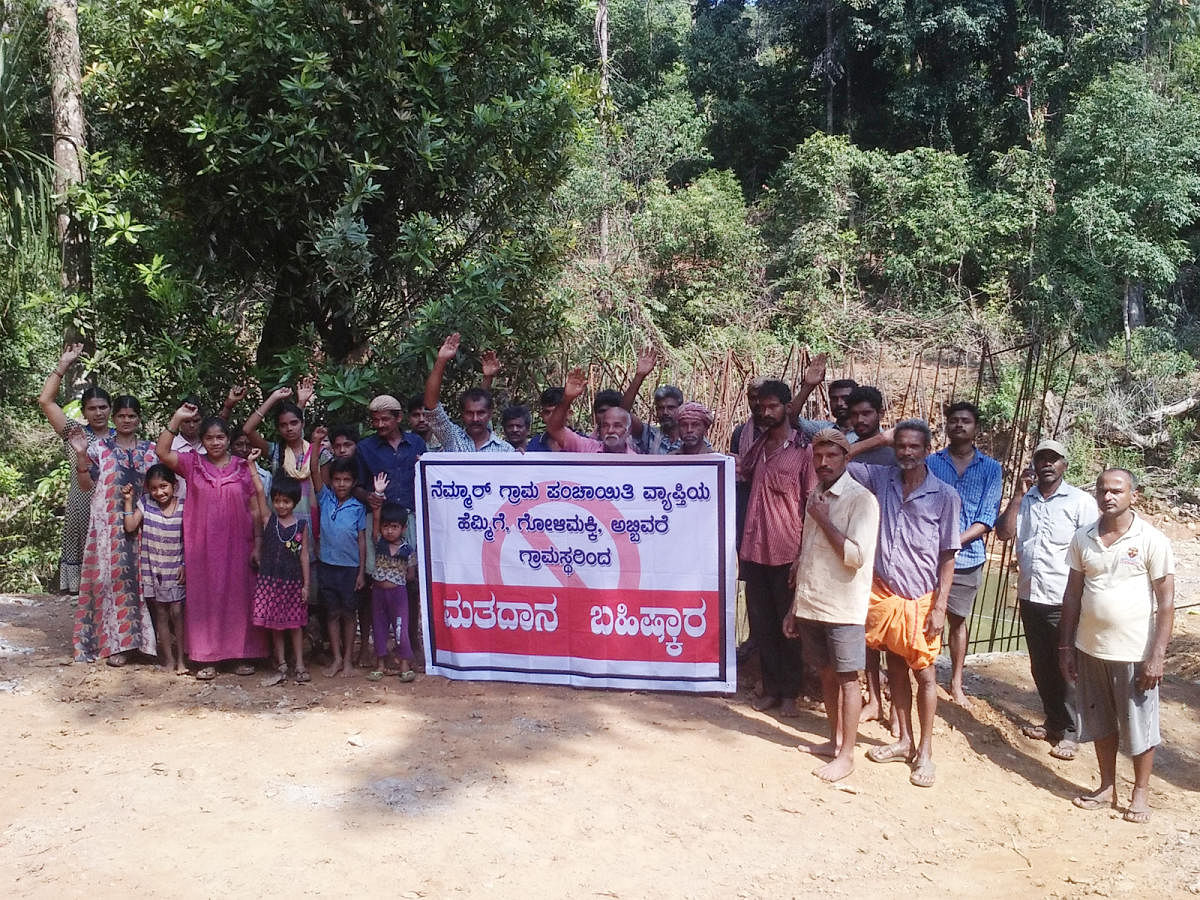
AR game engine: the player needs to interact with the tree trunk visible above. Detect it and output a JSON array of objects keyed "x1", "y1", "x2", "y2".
[
  {"x1": 47, "y1": 0, "x2": 90, "y2": 302},
  {"x1": 595, "y1": 0, "x2": 611, "y2": 309},
  {"x1": 1123, "y1": 277, "x2": 1145, "y2": 364}
]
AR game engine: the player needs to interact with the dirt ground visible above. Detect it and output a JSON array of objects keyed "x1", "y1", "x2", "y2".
[{"x1": 2, "y1": 527, "x2": 1200, "y2": 898}]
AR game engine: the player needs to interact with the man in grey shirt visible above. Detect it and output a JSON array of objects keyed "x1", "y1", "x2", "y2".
[{"x1": 995, "y1": 438, "x2": 1097, "y2": 760}]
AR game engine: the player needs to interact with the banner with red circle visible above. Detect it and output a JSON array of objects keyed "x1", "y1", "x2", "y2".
[{"x1": 415, "y1": 454, "x2": 737, "y2": 692}]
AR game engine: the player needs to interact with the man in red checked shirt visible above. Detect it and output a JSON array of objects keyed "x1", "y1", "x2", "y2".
[{"x1": 739, "y1": 379, "x2": 817, "y2": 717}]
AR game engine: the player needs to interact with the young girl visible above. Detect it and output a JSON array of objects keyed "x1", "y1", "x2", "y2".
[
  {"x1": 122, "y1": 464, "x2": 186, "y2": 673},
  {"x1": 251, "y1": 475, "x2": 311, "y2": 684},
  {"x1": 368, "y1": 474, "x2": 416, "y2": 682}
]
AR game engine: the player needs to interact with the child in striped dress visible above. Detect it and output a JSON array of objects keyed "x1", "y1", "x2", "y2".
[{"x1": 122, "y1": 463, "x2": 186, "y2": 673}]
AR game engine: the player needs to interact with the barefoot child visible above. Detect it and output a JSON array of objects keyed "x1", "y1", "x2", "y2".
[
  {"x1": 251, "y1": 475, "x2": 312, "y2": 684},
  {"x1": 368, "y1": 475, "x2": 416, "y2": 682},
  {"x1": 121, "y1": 464, "x2": 186, "y2": 673},
  {"x1": 311, "y1": 457, "x2": 366, "y2": 677}
]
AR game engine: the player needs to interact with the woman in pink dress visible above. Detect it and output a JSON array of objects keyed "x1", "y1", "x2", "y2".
[{"x1": 156, "y1": 403, "x2": 269, "y2": 680}]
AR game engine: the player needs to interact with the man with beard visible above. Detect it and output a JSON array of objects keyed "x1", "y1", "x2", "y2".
[
  {"x1": 784, "y1": 428, "x2": 879, "y2": 782},
  {"x1": 423, "y1": 333, "x2": 515, "y2": 453},
  {"x1": 621, "y1": 347, "x2": 684, "y2": 454},
  {"x1": 546, "y1": 367, "x2": 638, "y2": 454},
  {"x1": 995, "y1": 439, "x2": 1097, "y2": 761},
  {"x1": 844, "y1": 386, "x2": 896, "y2": 466},
  {"x1": 672, "y1": 402, "x2": 715, "y2": 454},
  {"x1": 788, "y1": 355, "x2": 858, "y2": 440},
  {"x1": 740, "y1": 380, "x2": 817, "y2": 716},
  {"x1": 501, "y1": 405, "x2": 532, "y2": 452},
  {"x1": 849, "y1": 419, "x2": 960, "y2": 788},
  {"x1": 1059, "y1": 469, "x2": 1174, "y2": 824},
  {"x1": 926, "y1": 401, "x2": 1003, "y2": 708}
]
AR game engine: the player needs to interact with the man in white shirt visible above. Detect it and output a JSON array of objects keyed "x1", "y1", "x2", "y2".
[
  {"x1": 1059, "y1": 468, "x2": 1174, "y2": 824},
  {"x1": 784, "y1": 429, "x2": 879, "y2": 783},
  {"x1": 995, "y1": 438, "x2": 1097, "y2": 760}
]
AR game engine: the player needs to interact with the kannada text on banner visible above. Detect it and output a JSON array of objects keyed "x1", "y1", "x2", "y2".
[{"x1": 415, "y1": 454, "x2": 737, "y2": 692}]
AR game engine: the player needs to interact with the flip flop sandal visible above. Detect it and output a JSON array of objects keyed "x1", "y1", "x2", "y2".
[
  {"x1": 909, "y1": 764, "x2": 936, "y2": 788},
  {"x1": 106, "y1": 653, "x2": 128, "y2": 668},
  {"x1": 1123, "y1": 808, "x2": 1151, "y2": 824},
  {"x1": 866, "y1": 745, "x2": 911, "y2": 764},
  {"x1": 195, "y1": 666, "x2": 217, "y2": 681},
  {"x1": 365, "y1": 671, "x2": 384, "y2": 682},
  {"x1": 1020, "y1": 724, "x2": 1049, "y2": 740},
  {"x1": 1049, "y1": 739, "x2": 1079, "y2": 760},
  {"x1": 397, "y1": 670, "x2": 417, "y2": 683},
  {"x1": 261, "y1": 665, "x2": 288, "y2": 687},
  {"x1": 234, "y1": 664, "x2": 256, "y2": 676},
  {"x1": 1072, "y1": 795, "x2": 1112, "y2": 811},
  {"x1": 294, "y1": 669, "x2": 311, "y2": 684}
]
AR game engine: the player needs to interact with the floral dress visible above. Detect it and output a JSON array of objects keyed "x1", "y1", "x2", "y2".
[
  {"x1": 251, "y1": 515, "x2": 308, "y2": 630},
  {"x1": 74, "y1": 438, "x2": 158, "y2": 661}
]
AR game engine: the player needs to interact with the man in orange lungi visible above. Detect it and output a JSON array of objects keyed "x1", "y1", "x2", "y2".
[{"x1": 849, "y1": 419, "x2": 960, "y2": 787}]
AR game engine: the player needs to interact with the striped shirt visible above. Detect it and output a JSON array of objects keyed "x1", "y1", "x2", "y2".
[
  {"x1": 927, "y1": 447, "x2": 1003, "y2": 569},
  {"x1": 138, "y1": 495, "x2": 185, "y2": 598},
  {"x1": 428, "y1": 403, "x2": 514, "y2": 453},
  {"x1": 739, "y1": 427, "x2": 817, "y2": 566}
]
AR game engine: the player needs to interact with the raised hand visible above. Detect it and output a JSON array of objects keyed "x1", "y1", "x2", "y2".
[
  {"x1": 296, "y1": 374, "x2": 316, "y2": 408},
  {"x1": 564, "y1": 367, "x2": 588, "y2": 401},
  {"x1": 635, "y1": 345, "x2": 657, "y2": 377},
  {"x1": 1020, "y1": 466, "x2": 1036, "y2": 493},
  {"x1": 480, "y1": 350, "x2": 501, "y2": 379},
  {"x1": 64, "y1": 422, "x2": 89, "y2": 455},
  {"x1": 310, "y1": 425, "x2": 328, "y2": 448},
  {"x1": 121, "y1": 483, "x2": 134, "y2": 500},
  {"x1": 246, "y1": 447, "x2": 262, "y2": 463},
  {"x1": 226, "y1": 384, "x2": 247, "y2": 406},
  {"x1": 270, "y1": 386, "x2": 294, "y2": 403},
  {"x1": 174, "y1": 401, "x2": 200, "y2": 425},
  {"x1": 59, "y1": 342, "x2": 85, "y2": 368},
  {"x1": 438, "y1": 333, "x2": 461, "y2": 362},
  {"x1": 801, "y1": 352, "x2": 828, "y2": 388},
  {"x1": 373, "y1": 472, "x2": 390, "y2": 494}
]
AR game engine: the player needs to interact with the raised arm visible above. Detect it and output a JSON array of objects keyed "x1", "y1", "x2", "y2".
[
  {"x1": 995, "y1": 467, "x2": 1035, "y2": 542},
  {"x1": 218, "y1": 384, "x2": 247, "y2": 422},
  {"x1": 155, "y1": 402, "x2": 198, "y2": 473},
  {"x1": 547, "y1": 367, "x2": 586, "y2": 445},
  {"x1": 242, "y1": 386, "x2": 293, "y2": 453},
  {"x1": 244, "y1": 447, "x2": 269, "y2": 525},
  {"x1": 64, "y1": 424, "x2": 94, "y2": 492},
  {"x1": 480, "y1": 350, "x2": 501, "y2": 392},
  {"x1": 296, "y1": 374, "x2": 316, "y2": 410},
  {"x1": 38, "y1": 343, "x2": 85, "y2": 436},
  {"x1": 121, "y1": 484, "x2": 143, "y2": 534},
  {"x1": 424, "y1": 333, "x2": 460, "y2": 411},
  {"x1": 621, "y1": 347, "x2": 656, "y2": 438},
  {"x1": 788, "y1": 352, "x2": 827, "y2": 420}
]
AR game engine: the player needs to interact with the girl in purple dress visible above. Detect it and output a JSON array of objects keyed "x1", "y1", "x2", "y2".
[{"x1": 252, "y1": 475, "x2": 311, "y2": 684}]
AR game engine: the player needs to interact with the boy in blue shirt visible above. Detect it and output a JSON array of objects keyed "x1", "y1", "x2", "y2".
[{"x1": 311, "y1": 457, "x2": 367, "y2": 677}]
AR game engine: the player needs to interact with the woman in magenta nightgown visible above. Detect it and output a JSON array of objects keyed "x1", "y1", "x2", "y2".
[{"x1": 156, "y1": 404, "x2": 269, "y2": 679}]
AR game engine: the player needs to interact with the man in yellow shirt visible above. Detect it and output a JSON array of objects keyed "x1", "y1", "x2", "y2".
[
  {"x1": 1059, "y1": 468, "x2": 1174, "y2": 824},
  {"x1": 784, "y1": 429, "x2": 880, "y2": 783}
]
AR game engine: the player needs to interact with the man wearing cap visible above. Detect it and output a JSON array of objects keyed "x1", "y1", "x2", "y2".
[
  {"x1": 926, "y1": 401, "x2": 1003, "y2": 708},
  {"x1": 1059, "y1": 468, "x2": 1174, "y2": 823},
  {"x1": 355, "y1": 394, "x2": 427, "y2": 516},
  {"x1": 995, "y1": 438, "x2": 1097, "y2": 760},
  {"x1": 673, "y1": 402, "x2": 716, "y2": 454},
  {"x1": 423, "y1": 333, "x2": 515, "y2": 453},
  {"x1": 784, "y1": 428, "x2": 879, "y2": 782}
]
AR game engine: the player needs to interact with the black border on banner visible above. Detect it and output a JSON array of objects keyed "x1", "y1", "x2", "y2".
[{"x1": 416, "y1": 455, "x2": 732, "y2": 690}]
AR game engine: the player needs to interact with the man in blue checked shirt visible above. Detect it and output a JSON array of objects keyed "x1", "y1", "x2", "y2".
[
  {"x1": 927, "y1": 401, "x2": 1003, "y2": 708},
  {"x1": 423, "y1": 333, "x2": 515, "y2": 454}
]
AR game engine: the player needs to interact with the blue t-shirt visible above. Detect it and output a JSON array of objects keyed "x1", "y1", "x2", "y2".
[{"x1": 317, "y1": 486, "x2": 366, "y2": 567}]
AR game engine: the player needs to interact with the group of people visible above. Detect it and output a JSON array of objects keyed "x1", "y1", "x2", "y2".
[{"x1": 38, "y1": 333, "x2": 1175, "y2": 821}]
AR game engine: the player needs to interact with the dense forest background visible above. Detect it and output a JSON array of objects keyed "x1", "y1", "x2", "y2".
[{"x1": 3, "y1": 0, "x2": 1200, "y2": 589}]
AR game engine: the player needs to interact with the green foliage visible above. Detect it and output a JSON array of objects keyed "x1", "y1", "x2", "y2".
[{"x1": 633, "y1": 170, "x2": 764, "y2": 344}]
